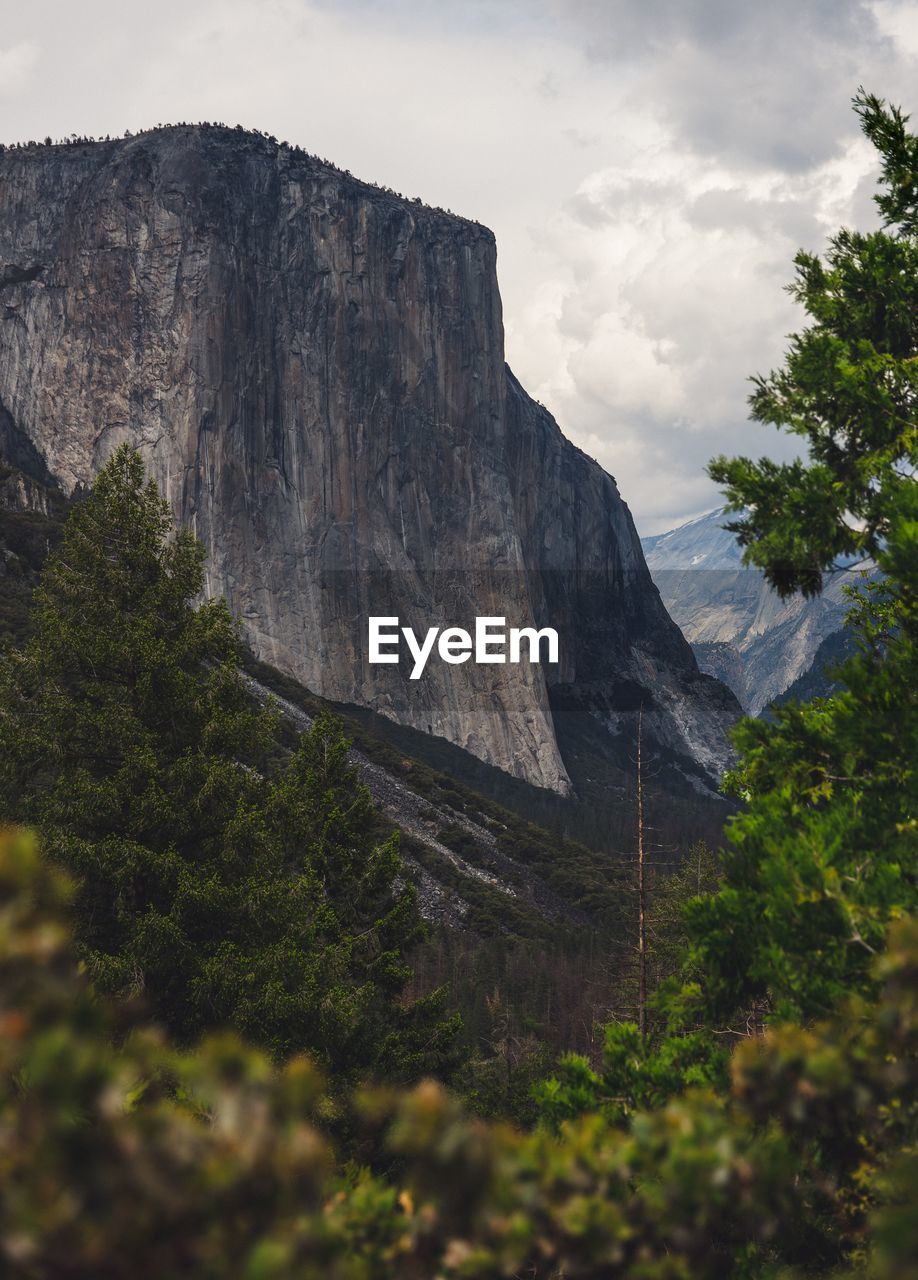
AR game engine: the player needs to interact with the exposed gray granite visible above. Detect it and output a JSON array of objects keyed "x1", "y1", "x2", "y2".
[{"x1": 0, "y1": 127, "x2": 739, "y2": 790}]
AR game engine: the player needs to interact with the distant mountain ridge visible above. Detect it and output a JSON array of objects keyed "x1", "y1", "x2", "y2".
[
  {"x1": 642, "y1": 508, "x2": 871, "y2": 714},
  {"x1": 642, "y1": 509, "x2": 746, "y2": 571}
]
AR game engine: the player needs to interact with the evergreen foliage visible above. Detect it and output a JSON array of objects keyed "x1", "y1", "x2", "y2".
[
  {"x1": 535, "y1": 845, "x2": 730, "y2": 1128},
  {"x1": 689, "y1": 545, "x2": 916, "y2": 1021},
  {"x1": 2, "y1": 828, "x2": 915, "y2": 1279},
  {"x1": 694, "y1": 91, "x2": 918, "y2": 1021},
  {"x1": 0, "y1": 446, "x2": 456, "y2": 1080},
  {"x1": 710, "y1": 90, "x2": 918, "y2": 596},
  {"x1": 535, "y1": 89, "x2": 917, "y2": 1124}
]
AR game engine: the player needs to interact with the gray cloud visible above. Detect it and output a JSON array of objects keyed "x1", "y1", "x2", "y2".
[
  {"x1": 0, "y1": 0, "x2": 916, "y2": 532},
  {"x1": 550, "y1": 0, "x2": 894, "y2": 171}
]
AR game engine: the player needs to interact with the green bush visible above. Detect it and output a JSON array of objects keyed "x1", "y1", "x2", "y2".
[{"x1": 2, "y1": 828, "x2": 916, "y2": 1278}]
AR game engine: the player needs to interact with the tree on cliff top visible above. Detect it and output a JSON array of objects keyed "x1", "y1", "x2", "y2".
[{"x1": 0, "y1": 444, "x2": 458, "y2": 1080}]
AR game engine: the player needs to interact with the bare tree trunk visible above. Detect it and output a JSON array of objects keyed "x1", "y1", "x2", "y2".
[{"x1": 637, "y1": 705, "x2": 647, "y2": 1038}]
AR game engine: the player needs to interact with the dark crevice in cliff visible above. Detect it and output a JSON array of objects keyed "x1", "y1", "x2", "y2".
[{"x1": 0, "y1": 263, "x2": 43, "y2": 289}]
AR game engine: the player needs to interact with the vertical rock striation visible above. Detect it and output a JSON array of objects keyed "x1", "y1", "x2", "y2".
[{"x1": 0, "y1": 127, "x2": 739, "y2": 792}]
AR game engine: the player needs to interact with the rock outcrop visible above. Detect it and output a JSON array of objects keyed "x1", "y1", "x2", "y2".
[{"x1": 0, "y1": 127, "x2": 739, "y2": 791}]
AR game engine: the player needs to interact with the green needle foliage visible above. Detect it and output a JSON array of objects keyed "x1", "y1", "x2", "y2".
[
  {"x1": 535, "y1": 845, "x2": 730, "y2": 1128},
  {"x1": 537, "y1": 91, "x2": 917, "y2": 1124},
  {"x1": 710, "y1": 90, "x2": 918, "y2": 598},
  {"x1": 692, "y1": 92, "x2": 918, "y2": 1021},
  {"x1": 689, "y1": 546, "x2": 916, "y2": 1022},
  {"x1": 0, "y1": 446, "x2": 456, "y2": 1080}
]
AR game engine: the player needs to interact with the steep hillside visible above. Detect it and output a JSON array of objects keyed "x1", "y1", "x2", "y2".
[{"x1": 770, "y1": 626, "x2": 857, "y2": 709}]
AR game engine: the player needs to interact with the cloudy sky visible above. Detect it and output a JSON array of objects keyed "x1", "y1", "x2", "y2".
[{"x1": 2, "y1": 0, "x2": 917, "y2": 531}]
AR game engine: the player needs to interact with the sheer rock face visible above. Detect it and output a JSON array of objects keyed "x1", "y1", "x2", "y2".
[{"x1": 0, "y1": 128, "x2": 739, "y2": 792}]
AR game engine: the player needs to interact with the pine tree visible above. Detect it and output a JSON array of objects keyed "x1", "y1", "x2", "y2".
[
  {"x1": 537, "y1": 91, "x2": 918, "y2": 1123},
  {"x1": 692, "y1": 92, "x2": 918, "y2": 1020},
  {"x1": 240, "y1": 708, "x2": 461, "y2": 1074},
  {"x1": 0, "y1": 445, "x2": 458, "y2": 1079},
  {"x1": 710, "y1": 90, "x2": 918, "y2": 596}
]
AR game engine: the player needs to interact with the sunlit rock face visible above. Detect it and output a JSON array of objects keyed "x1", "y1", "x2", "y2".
[{"x1": 0, "y1": 127, "x2": 739, "y2": 792}]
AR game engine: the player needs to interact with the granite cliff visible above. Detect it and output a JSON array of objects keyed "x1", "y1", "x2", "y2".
[{"x1": 0, "y1": 126, "x2": 739, "y2": 793}]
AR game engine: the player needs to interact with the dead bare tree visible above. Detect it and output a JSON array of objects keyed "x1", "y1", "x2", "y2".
[{"x1": 637, "y1": 704, "x2": 647, "y2": 1037}]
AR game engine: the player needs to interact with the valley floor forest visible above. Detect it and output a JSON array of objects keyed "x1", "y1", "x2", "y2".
[{"x1": 1, "y1": 91, "x2": 916, "y2": 1279}]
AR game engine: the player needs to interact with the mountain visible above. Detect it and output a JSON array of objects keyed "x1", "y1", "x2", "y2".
[
  {"x1": 0, "y1": 125, "x2": 738, "y2": 799},
  {"x1": 642, "y1": 508, "x2": 871, "y2": 714},
  {"x1": 770, "y1": 626, "x2": 857, "y2": 708}
]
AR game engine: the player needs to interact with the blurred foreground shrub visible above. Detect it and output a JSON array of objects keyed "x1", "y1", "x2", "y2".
[{"x1": 1, "y1": 828, "x2": 915, "y2": 1279}]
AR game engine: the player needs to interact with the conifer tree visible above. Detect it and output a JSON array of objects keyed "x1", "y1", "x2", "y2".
[
  {"x1": 694, "y1": 91, "x2": 918, "y2": 1020},
  {"x1": 0, "y1": 446, "x2": 457, "y2": 1079},
  {"x1": 710, "y1": 90, "x2": 918, "y2": 595},
  {"x1": 536, "y1": 94, "x2": 917, "y2": 1137}
]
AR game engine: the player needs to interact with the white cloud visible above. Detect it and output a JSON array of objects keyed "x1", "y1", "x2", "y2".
[{"x1": 508, "y1": 138, "x2": 891, "y2": 530}]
